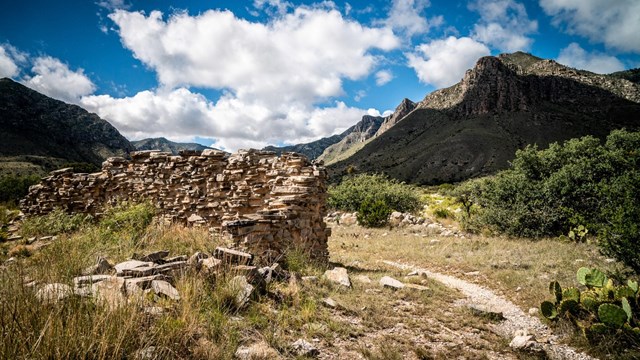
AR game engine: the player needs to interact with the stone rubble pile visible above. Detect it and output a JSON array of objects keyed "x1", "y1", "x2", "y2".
[
  {"x1": 34, "y1": 247, "x2": 290, "y2": 310},
  {"x1": 20, "y1": 149, "x2": 331, "y2": 263}
]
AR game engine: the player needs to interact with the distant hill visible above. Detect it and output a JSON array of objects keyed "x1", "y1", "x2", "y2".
[
  {"x1": 329, "y1": 52, "x2": 640, "y2": 184},
  {"x1": 0, "y1": 78, "x2": 132, "y2": 175},
  {"x1": 262, "y1": 134, "x2": 344, "y2": 160},
  {"x1": 132, "y1": 137, "x2": 213, "y2": 155}
]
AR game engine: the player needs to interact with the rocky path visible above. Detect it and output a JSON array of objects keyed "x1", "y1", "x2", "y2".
[{"x1": 383, "y1": 260, "x2": 597, "y2": 360}]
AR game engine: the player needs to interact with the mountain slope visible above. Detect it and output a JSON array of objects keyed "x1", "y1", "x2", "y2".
[
  {"x1": 317, "y1": 115, "x2": 383, "y2": 164},
  {"x1": 132, "y1": 137, "x2": 213, "y2": 155},
  {"x1": 329, "y1": 52, "x2": 640, "y2": 184},
  {"x1": 0, "y1": 78, "x2": 132, "y2": 174}
]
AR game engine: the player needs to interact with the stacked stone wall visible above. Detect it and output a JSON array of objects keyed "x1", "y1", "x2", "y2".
[{"x1": 20, "y1": 149, "x2": 330, "y2": 263}]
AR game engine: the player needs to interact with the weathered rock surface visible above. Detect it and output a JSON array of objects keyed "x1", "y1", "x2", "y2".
[{"x1": 380, "y1": 276, "x2": 404, "y2": 290}]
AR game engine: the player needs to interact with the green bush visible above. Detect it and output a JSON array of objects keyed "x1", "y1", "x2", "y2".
[
  {"x1": 356, "y1": 198, "x2": 392, "y2": 227},
  {"x1": 454, "y1": 130, "x2": 640, "y2": 272},
  {"x1": 21, "y1": 208, "x2": 92, "y2": 237},
  {"x1": 328, "y1": 174, "x2": 421, "y2": 214},
  {"x1": 0, "y1": 174, "x2": 41, "y2": 204}
]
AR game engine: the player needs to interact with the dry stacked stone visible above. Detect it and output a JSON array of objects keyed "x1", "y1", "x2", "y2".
[{"x1": 20, "y1": 149, "x2": 330, "y2": 263}]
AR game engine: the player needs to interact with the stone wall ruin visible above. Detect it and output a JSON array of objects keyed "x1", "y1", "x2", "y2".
[{"x1": 20, "y1": 149, "x2": 330, "y2": 263}]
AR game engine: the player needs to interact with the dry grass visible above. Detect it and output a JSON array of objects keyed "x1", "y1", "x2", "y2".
[{"x1": 328, "y1": 225, "x2": 625, "y2": 312}]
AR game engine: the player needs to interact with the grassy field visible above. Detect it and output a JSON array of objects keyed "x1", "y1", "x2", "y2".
[{"x1": 0, "y1": 201, "x2": 635, "y2": 359}]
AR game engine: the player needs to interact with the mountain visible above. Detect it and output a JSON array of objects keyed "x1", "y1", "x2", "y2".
[
  {"x1": 132, "y1": 137, "x2": 213, "y2": 155},
  {"x1": 374, "y1": 98, "x2": 416, "y2": 137},
  {"x1": 329, "y1": 52, "x2": 640, "y2": 184},
  {"x1": 317, "y1": 115, "x2": 384, "y2": 164},
  {"x1": 262, "y1": 134, "x2": 343, "y2": 160},
  {"x1": 0, "y1": 78, "x2": 132, "y2": 175},
  {"x1": 609, "y1": 68, "x2": 640, "y2": 84}
]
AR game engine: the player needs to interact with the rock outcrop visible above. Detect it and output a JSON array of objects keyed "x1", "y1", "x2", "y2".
[{"x1": 21, "y1": 149, "x2": 330, "y2": 263}]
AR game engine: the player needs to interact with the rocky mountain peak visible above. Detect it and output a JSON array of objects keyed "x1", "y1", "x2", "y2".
[{"x1": 374, "y1": 98, "x2": 416, "y2": 137}]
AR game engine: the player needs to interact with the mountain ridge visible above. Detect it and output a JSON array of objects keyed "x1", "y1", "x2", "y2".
[
  {"x1": 328, "y1": 52, "x2": 640, "y2": 184},
  {"x1": 0, "y1": 77, "x2": 132, "y2": 175}
]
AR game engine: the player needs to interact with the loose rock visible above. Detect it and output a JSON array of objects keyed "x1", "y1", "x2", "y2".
[{"x1": 323, "y1": 267, "x2": 351, "y2": 288}]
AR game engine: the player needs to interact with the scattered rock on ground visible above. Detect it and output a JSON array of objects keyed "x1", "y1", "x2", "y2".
[
  {"x1": 380, "y1": 276, "x2": 404, "y2": 290},
  {"x1": 83, "y1": 256, "x2": 113, "y2": 275},
  {"x1": 322, "y1": 297, "x2": 338, "y2": 308},
  {"x1": 235, "y1": 341, "x2": 281, "y2": 360},
  {"x1": 291, "y1": 339, "x2": 319, "y2": 358},
  {"x1": 467, "y1": 304, "x2": 506, "y2": 321},
  {"x1": 230, "y1": 275, "x2": 254, "y2": 309},
  {"x1": 151, "y1": 280, "x2": 180, "y2": 301},
  {"x1": 91, "y1": 277, "x2": 127, "y2": 310},
  {"x1": 323, "y1": 267, "x2": 351, "y2": 288}
]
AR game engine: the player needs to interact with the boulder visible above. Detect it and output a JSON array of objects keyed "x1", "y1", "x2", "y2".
[
  {"x1": 229, "y1": 275, "x2": 254, "y2": 308},
  {"x1": 91, "y1": 277, "x2": 127, "y2": 310},
  {"x1": 235, "y1": 342, "x2": 281, "y2": 360},
  {"x1": 291, "y1": 339, "x2": 318, "y2": 358},
  {"x1": 36, "y1": 283, "x2": 73, "y2": 304},
  {"x1": 151, "y1": 280, "x2": 180, "y2": 301}
]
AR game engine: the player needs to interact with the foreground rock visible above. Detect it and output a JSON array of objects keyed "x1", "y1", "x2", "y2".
[
  {"x1": 323, "y1": 267, "x2": 351, "y2": 288},
  {"x1": 379, "y1": 276, "x2": 404, "y2": 290}
]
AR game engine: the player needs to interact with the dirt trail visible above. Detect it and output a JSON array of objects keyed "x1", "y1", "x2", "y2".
[{"x1": 383, "y1": 260, "x2": 597, "y2": 360}]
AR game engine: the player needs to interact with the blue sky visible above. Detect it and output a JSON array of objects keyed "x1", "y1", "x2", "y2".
[{"x1": 1, "y1": 0, "x2": 639, "y2": 150}]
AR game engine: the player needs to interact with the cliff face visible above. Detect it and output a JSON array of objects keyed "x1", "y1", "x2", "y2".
[
  {"x1": 374, "y1": 98, "x2": 416, "y2": 137},
  {"x1": 329, "y1": 53, "x2": 640, "y2": 184},
  {"x1": 317, "y1": 115, "x2": 384, "y2": 164},
  {"x1": 0, "y1": 78, "x2": 132, "y2": 173}
]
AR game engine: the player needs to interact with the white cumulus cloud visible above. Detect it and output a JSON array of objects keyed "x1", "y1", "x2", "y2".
[
  {"x1": 383, "y1": 0, "x2": 443, "y2": 38},
  {"x1": 0, "y1": 45, "x2": 20, "y2": 78},
  {"x1": 406, "y1": 36, "x2": 490, "y2": 88},
  {"x1": 93, "y1": 6, "x2": 399, "y2": 150},
  {"x1": 24, "y1": 56, "x2": 95, "y2": 104},
  {"x1": 540, "y1": 0, "x2": 640, "y2": 53},
  {"x1": 469, "y1": 0, "x2": 538, "y2": 52},
  {"x1": 80, "y1": 88, "x2": 374, "y2": 151},
  {"x1": 108, "y1": 7, "x2": 399, "y2": 106},
  {"x1": 375, "y1": 69, "x2": 393, "y2": 86},
  {"x1": 557, "y1": 43, "x2": 625, "y2": 74}
]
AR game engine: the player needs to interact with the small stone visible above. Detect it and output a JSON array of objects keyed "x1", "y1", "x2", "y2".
[
  {"x1": 235, "y1": 341, "x2": 281, "y2": 360},
  {"x1": 200, "y1": 257, "x2": 222, "y2": 272},
  {"x1": 91, "y1": 277, "x2": 127, "y2": 310},
  {"x1": 380, "y1": 276, "x2": 404, "y2": 290},
  {"x1": 26, "y1": 237, "x2": 37, "y2": 244},
  {"x1": 301, "y1": 275, "x2": 318, "y2": 283},
  {"x1": 151, "y1": 280, "x2": 180, "y2": 301},
  {"x1": 467, "y1": 304, "x2": 505, "y2": 321},
  {"x1": 323, "y1": 267, "x2": 351, "y2": 288},
  {"x1": 73, "y1": 274, "x2": 112, "y2": 287},
  {"x1": 213, "y1": 247, "x2": 253, "y2": 265},
  {"x1": 187, "y1": 214, "x2": 204, "y2": 223},
  {"x1": 509, "y1": 335, "x2": 536, "y2": 350},
  {"x1": 83, "y1": 256, "x2": 113, "y2": 275},
  {"x1": 39, "y1": 236, "x2": 54, "y2": 241},
  {"x1": 229, "y1": 275, "x2": 254, "y2": 308},
  {"x1": 604, "y1": 258, "x2": 616, "y2": 264},
  {"x1": 188, "y1": 251, "x2": 208, "y2": 268},
  {"x1": 322, "y1": 297, "x2": 337, "y2": 308},
  {"x1": 528, "y1": 307, "x2": 539, "y2": 316},
  {"x1": 114, "y1": 260, "x2": 154, "y2": 276},
  {"x1": 36, "y1": 283, "x2": 73, "y2": 304},
  {"x1": 7, "y1": 235, "x2": 22, "y2": 241},
  {"x1": 291, "y1": 339, "x2": 318, "y2": 358},
  {"x1": 464, "y1": 271, "x2": 480, "y2": 276}
]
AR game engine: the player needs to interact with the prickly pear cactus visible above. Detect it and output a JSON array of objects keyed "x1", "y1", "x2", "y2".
[
  {"x1": 563, "y1": 287, "x2": 580, "y2": 302},
  {"x1": 549, "y1": 280, "x2": 562, "y2": 304},
  {"x1": 598, "y1": 303, "x2": 627, "y2": 328},
  {"x1": 540, "y1": 301, "x2": 557, "y2": 319}
]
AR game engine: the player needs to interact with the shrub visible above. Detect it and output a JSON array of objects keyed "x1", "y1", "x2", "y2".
[
  {"x1": 328, "y1": 174, "x2": 421, "y2": 214},
  {"x1": 356, "y1": 198, "x2": 392, "y2": 227},
  {"x1": 21, "y1": 208, "x2": 91, "y2": 237},
  {"x1": 0, "y1": 174, "x2": 41, "y2": 204},
  {"x1": 454, "y1": 129, "x2": 640, "y2": 272}
]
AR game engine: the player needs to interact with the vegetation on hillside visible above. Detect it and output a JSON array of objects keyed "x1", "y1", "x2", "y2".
[
  {"x1": 454, "y1": 129, "x2": 640, "y2": 272},
  {"x1": 0, "y1": 174, "x2": 41, "y2": 205}
]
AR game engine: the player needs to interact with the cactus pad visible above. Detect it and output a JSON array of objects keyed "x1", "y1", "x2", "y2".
[{"x1": 598, "y1": 303, "x2": 627, "y2": 328}]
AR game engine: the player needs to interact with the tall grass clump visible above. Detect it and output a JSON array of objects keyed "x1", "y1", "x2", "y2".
[{"x1": 454, "y1": 129, "x2": 640, "y2": 272}]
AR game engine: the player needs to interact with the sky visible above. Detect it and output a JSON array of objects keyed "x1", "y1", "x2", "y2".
[{"x1": 1, "y1": 0, "x2": 639, "y2": 151}]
